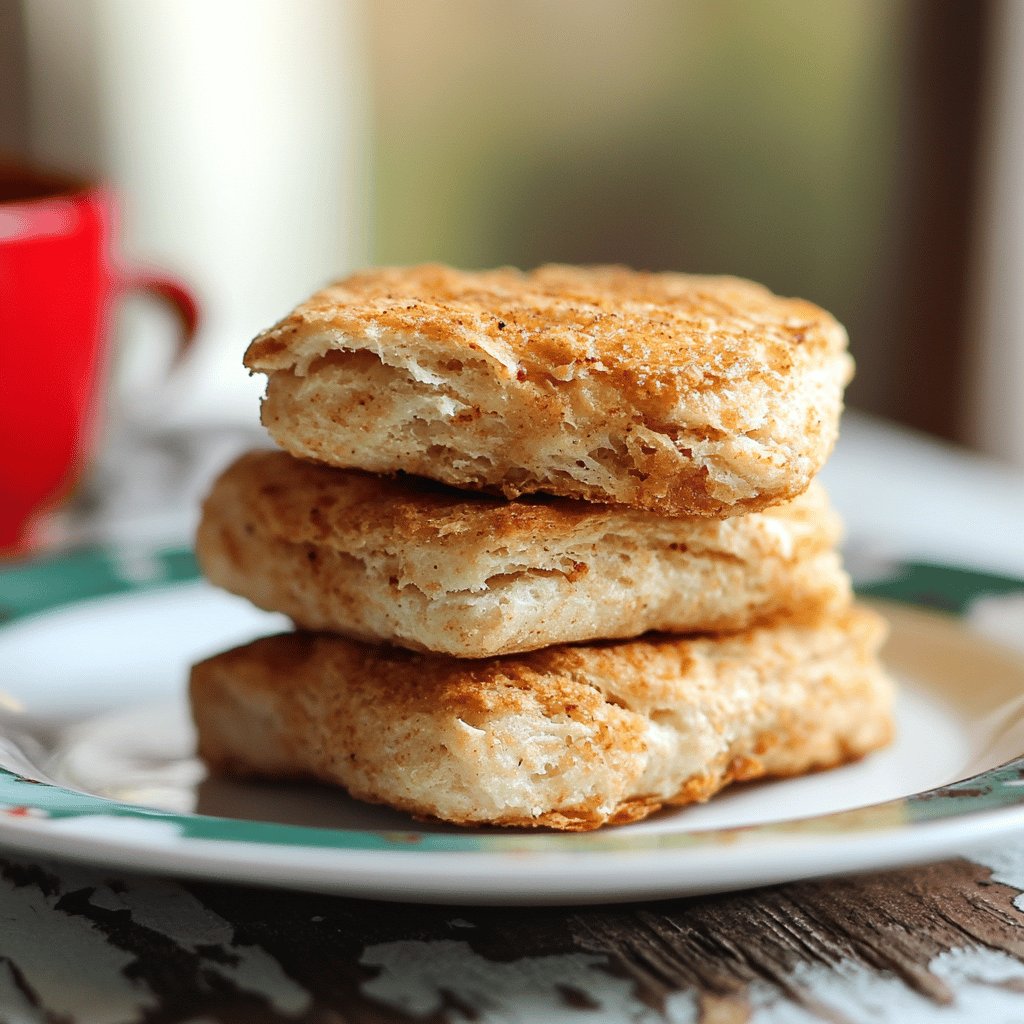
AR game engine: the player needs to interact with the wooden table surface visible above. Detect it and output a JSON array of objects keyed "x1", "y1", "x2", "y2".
[
  {"x1": 4, "y1": 414, "x2": 1024, "y2": 1023},
  {"x1": 4, "y1": 844, "x2": 1024, "y2": 1022}
]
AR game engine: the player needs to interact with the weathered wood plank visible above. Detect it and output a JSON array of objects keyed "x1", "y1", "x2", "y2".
[{"x1": 1, "y1": 851, "x2": 1024, "y2": 1022}]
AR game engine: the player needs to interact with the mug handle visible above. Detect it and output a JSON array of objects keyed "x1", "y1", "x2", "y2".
[{"x1": 117, "y1": 268, "x2": 202, "y2": 363}]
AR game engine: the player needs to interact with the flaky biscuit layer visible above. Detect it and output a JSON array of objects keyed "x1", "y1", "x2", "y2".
[
  {"x1": 197, "y1": 450, "x2": 851, "y2": 657},
  {"x1": 245, "y1": 264, "x2": 852, "y2": 517},
  {"x1": 190, "y1": 605, "x2": 893, "y2": 831}
]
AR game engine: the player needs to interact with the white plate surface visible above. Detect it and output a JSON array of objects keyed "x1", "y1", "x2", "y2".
[{"x1": 1, "y1": 581, "x2": 1023, "y2": 904}]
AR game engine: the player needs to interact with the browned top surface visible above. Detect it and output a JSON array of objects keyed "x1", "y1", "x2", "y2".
[
  {"x1": 244, "y1": 264, "x2": 847, "y2": 382},
  {"x1": 206, "y1": 449, "x2": 831, "y2": 550}
]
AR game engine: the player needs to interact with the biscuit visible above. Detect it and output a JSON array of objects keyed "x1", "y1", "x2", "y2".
[
  {"x1": 245, "y1": 264, "x2": 852, "y2": 517},
  {"x1": 190, "y1": 605, "x2": 893, "y2": 831},
  {"x1": 196, "y1": 450, "x2": 851, "y2": 658}
]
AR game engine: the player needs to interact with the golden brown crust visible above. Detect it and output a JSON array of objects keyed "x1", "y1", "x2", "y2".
[
  {"x1": 246, "y1": 264, "x2": 845, "y2": 386},
  {"x1": 245, "y1": 264, "x2": 852, "y2": 517},
  {"x1": 190, "y1": 606, "x2": 894, "y2": 831},
  {"x1": 197, "y1": 450, "x2": 851, "y2": 657}
]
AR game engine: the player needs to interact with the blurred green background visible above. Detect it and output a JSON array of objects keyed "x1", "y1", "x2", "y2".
[
  {"x1": 368, "y1": 0, "x2": 907, "y2": 416},
  {"x1": 1, "y1": 0, "x2": 992, "y2": 444}
]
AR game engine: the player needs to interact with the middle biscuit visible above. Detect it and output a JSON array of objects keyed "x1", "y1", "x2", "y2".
[{"x1": 197, "y1": 450, "x2": 850, "y2": 659}]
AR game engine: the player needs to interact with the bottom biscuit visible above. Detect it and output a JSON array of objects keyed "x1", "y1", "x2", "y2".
[{"x1": 189, "y1": 605, "x2": 894, "y2": 831}]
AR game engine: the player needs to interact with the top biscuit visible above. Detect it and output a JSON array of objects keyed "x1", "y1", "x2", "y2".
[{"x1": 246, "y1": 264, "x2": 852, "y2": 517}]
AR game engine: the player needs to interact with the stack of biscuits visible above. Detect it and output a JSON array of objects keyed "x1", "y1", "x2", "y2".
[{"x1": 190, "y1": 264, "x2": 894, "y2": 831}]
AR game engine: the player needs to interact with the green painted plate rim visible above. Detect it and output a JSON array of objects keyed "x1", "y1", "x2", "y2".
[{"x1": 1, "y1": 546, "x2": 1023, "y2": 856}]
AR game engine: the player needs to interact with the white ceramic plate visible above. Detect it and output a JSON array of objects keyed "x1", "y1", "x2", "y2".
[{"x1": 1, "y1": 547, "x2": 1023, "y2": 905}]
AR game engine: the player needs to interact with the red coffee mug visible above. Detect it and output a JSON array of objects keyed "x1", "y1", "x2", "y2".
[{"x1": 0, "y1": 159, "x2": 199, "y2": 553}]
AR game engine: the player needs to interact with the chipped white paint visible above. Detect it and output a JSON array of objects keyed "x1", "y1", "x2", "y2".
[
  {"x1": 661, "y1": 992, "x2": 700, "y2": 1023},
  {"x1": 969, "y1": 841, "x2": 1024, "y2": 912},
  {"x1": 0, "y1": 876, "x2": 156, "y2": 1024},
  {"x1": 359, "y1": 938, "x2": 698, "y2": 1023},
  {"x1": 73, "y1": 869, "x2": 311, "y2": 1015},
  {"x1": 745, "y1": 945, "x2": 1024, "y2": 1023},
  {"x1": 932, "y1": 946, "x2": 1024, "y2": 988},
  {"x1": 4, "y1": 859, "x2": 1024, "y2": 1023}
]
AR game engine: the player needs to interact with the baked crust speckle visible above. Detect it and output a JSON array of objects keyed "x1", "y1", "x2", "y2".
[
  {"x1": 190, "y1": 605, "x2": 893, "y2": 831},
  {"x1": 245, "y1": 264, "x2": 853, "y2": 517}
]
